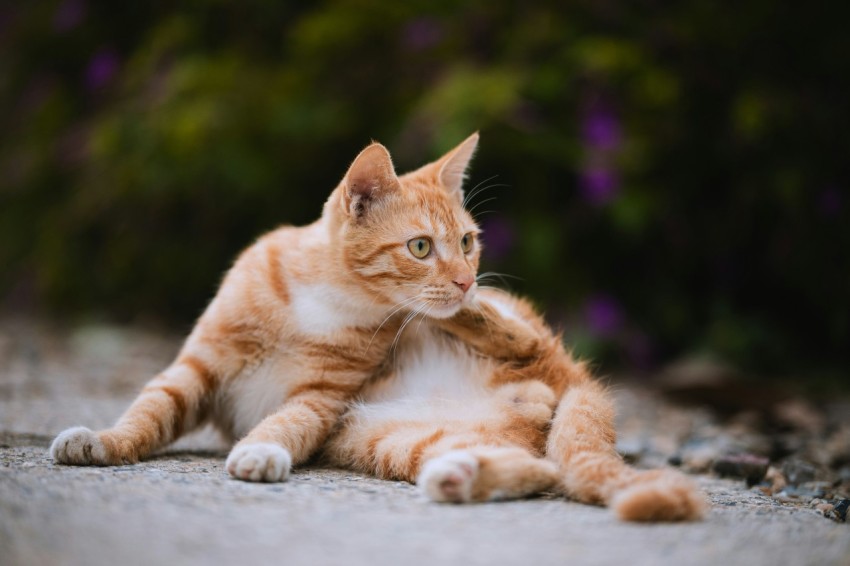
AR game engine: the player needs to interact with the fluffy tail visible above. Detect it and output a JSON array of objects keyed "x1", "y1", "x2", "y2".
[{"x1": 546, "y1": 378, "x2": 707, "y2": 521}]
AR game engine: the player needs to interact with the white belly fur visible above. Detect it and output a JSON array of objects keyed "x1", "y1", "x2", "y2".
[
  {"x1": 219, "y1": 355, "x2": 294, "y2": 439},
  {"x1": 352, "y1": 324, "x2": 500, "y2": 424}
]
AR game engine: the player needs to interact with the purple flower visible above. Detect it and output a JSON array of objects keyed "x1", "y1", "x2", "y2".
[
  {"x1": 85, "y1": 48, "x2": 120, "y2": 91},
  {"x1": 53, "y1": 0, "x2": 87, "y2": 32},
  {"x1": 480, "y1": 215, "x2": 515, "y2": 261},
  {"x1": 583, "y1": 294, "x2": 623, "y2": 337},
  {"x1": 818, "y1": 187, "x2": 842, "y2": 217},
  {"x1": 402, "y1": 18, "x2": 443, "y2": 51},
  {"x1": 581, "y1": 104, "x2": 622, "y2": 150},
  {"x1": 578, "y1": 167, "x2": 620, "y2": 205}
]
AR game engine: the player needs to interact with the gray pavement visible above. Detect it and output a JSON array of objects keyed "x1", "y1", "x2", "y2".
[{"x1": 1, "y1": 319, "x2": 847, "y2": 566}]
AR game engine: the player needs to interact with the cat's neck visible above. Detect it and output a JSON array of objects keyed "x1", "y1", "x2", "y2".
[{"x1": 277, "y1": 216, "x2": 397, "y2": 328}]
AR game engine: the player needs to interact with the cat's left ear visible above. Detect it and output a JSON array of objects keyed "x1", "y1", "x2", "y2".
[
  {"x1": 342, "y1": 142, "x2": 400, "y2": 220},
  {"x1": 433, "y1": 132, "x2": 479, "y2": 199}
]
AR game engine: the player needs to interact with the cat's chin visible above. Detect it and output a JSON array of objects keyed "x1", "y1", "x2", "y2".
[{"x1": 425, "y1": 301, "x2": 465, "y2": 320}]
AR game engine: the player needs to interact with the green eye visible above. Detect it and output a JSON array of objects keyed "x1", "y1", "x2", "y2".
[
  {"x1": 407, "y1": 238, "x2": 431, "y2": 259},
  {"x1": 461, "y1": 233, "x2": 474, "y2": 253}
]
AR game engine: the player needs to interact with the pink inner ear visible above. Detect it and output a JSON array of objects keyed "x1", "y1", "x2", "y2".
[
  {"x1": 343, "y1": 143, "x2": 400, "y2": 217},
  {"x1": 348, "y1": 145, "x2": 397, "y2": 194}
]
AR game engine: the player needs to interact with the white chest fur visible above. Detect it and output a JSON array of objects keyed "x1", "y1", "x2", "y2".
[{"x1": 288, "y1": 281, "x2": 384, "y2": 337}]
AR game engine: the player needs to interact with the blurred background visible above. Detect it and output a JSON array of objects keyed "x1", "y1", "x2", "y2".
[{"x1": 1, "y1": 0, "x2": 848, "y2": 384}]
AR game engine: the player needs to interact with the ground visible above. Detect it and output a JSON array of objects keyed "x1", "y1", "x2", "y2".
[{"x1": 1, "y1": 319, "x2": 847, "y2": 566}]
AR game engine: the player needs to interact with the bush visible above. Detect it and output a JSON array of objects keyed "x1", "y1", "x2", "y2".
[{"x1": 1, "y1": 1, "x2": 847, "y2": 374}]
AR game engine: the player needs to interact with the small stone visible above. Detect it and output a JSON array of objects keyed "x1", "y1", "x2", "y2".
[
  {"x1": 782, "y1": 483, "x2": 827, "y2": 500},
  {"x1": 782, "y1": 459, "x2": 817, "y2": 486},
  {"x1": 816, "y1": 503, "x2": 834, "y2": 516},
  {"x1": 679, "y1": 440, "x2": 722, "y2": 473},
  {"x1": 713, "y1": 454, "x2": 770, "y2": 486},
  {"x1": 765, "y1": 466, "x2": 787, "y2": 493},
  {"x1": 833, "y1": 499, "x2": 849, "y2": 522},
  {"x1": 616, "y1": 438, "x2": 645, "y2": 464},
  {"x1": 772, "y1": 490, "x2": 797, "y2": 503}
]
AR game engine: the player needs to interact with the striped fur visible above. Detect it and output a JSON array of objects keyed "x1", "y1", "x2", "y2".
[
  {"x1": 325, "y1": 288, "x2": 707, "y2": 521},
  {"x1": 51, "y1": 133, "x2": 706, "y2": 520}
]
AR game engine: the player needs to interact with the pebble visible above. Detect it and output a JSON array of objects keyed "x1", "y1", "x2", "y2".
[
  {"x1": 833, "y1": 499, "x2": 849, "y2": 522},
  {"x1": 713, "y1": 454, "x2": 769, "y2": 486},
  {"x1": 765, "y1": 466, "x2": 787, "y2": 493},
  {"x1": 782, "y1": 459, "x2": 816, "y2": 486},
  {"x1": 678, "y1": 440, "x2": 722, "y2": 473},
  {"x1": 815, "y1": 503, "x2": 834, "y2": 516},
  {"x1": 616, "y1": 438, "x2": 645, "y2": 464}
]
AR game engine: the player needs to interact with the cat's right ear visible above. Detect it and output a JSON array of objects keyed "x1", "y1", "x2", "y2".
[{"x1": 342, "y1": 143, "x2": 400, "y2": 220}]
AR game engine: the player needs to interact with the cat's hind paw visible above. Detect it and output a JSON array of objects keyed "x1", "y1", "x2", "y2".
[
  {"x1": 226, "y1": 443, "x2": 292, "y2": 482},
  {"x1": 611, "y1": 471, "x2": 708, "y2": 522},
  {"x1": 418, "y1": 450, "x2": 479, "y2": 503},
  {"x1": 50, "y1": 426, "x2": 110, "y2": 465}
]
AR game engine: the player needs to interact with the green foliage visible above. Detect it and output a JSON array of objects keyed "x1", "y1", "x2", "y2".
[{"x1": 1, "y1": 1, "x2": 848, "y2": 374}]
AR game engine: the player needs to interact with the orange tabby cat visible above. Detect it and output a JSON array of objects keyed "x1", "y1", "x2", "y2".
[
  {"x1": 51, "y1": 134, "x2": 482, "y2": 481},
  {"x1": 51, "y1": 133, "x2": 706, "y2": 521}
]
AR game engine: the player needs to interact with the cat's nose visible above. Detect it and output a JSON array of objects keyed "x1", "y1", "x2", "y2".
[{"x1": 453, "y1": 273, "x2": 475, "y2": 293}]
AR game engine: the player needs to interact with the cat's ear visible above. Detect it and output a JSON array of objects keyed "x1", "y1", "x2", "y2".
[
  {"x1": 434, "y1": 132, "x2": 479, "y2": 198},
  {"x1": 342, "y1": 142, "x2": 400, "y2": 219}
]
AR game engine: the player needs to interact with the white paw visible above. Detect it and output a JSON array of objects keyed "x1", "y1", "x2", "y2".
[
  {"x1": 226, "y1": 443, "x2": 292, "y2": 482},
  {"x1": 418, "y1": 450, "x2": 479, "y2": 503},
  {"x1": 50, "y1": 426, "x2": 109, "y2": 465}
]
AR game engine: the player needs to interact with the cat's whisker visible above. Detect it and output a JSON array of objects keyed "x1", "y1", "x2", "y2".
[
  {"x1": 466, "y1": 196, "x2": 499, "y2": 217},
  {"x1": 471, "y1": 209, "x2": 497, "y2": 220},
  {"x1": 390, "y1": 308, "x2": 422, "y2": 358},
  {"x1": 471, "y1": 301, "x2": 498, "y2": 337},
  {"x1": 463, "y1": 181, "x2": 509, "y2": 210},
  {"x1": 413, "y1": 301, "x2": 436, "y2": 336},
  {"x1": 462, "y1": 175, "x2": 499, "y2": 209},
  {"x1": 365, "y1": 294, "x2": 424, "y2": 354},
  {"x1": 476, "y1": 271, "x2": 523, "y2": 290},
  {"x1": 477, "y1": 271, "x2": 523, "y2": 282}
]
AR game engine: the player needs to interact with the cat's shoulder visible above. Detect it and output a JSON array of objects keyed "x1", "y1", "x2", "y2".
[{"x1": 476, "y1": 287, "x2": 541, "y2": 322}]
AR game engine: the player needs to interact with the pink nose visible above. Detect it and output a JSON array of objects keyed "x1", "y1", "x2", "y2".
[{"x1": 453, "y1": 274, "x2": 475, "y2": 293}]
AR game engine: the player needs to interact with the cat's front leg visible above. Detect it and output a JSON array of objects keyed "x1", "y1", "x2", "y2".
[
  {"x1": 50, "y1": 353, "x2": 218, "y2": 466},
  {"x1": 226, "y1": 384, "x2": 353, "y2": 482},
  {"x1": 433, "y1": 291, "x2": 548, "y2": 360}
]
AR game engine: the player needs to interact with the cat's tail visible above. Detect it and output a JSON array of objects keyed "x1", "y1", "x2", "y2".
[{"x1": 545, "y1": 377, "x2": 707, "y2": 521}]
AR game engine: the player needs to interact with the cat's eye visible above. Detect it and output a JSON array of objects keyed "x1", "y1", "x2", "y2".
[
  {"x1": 407, "y1": 238, "x2": 431, "y2": 259},
  {"x1": 461, "y1": 233, "x2": 474, "y2": 254}
]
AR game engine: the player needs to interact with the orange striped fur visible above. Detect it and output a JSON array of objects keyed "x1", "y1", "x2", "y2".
[{"x1": 51, "y1": 133, "x2": 706, "y2": 520}]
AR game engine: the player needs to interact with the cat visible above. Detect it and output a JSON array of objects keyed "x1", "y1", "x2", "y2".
[
  {"x1": 50, "y1": 133, "x2": 483, "y2": 482},
  {"x1": 50, "y1": 133, "x2": 706, "y2": 521}
]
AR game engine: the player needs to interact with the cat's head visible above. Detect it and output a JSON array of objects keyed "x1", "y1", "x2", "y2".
[{"x1": 328, "y1": 133, "x2": 482, "y2": 319}]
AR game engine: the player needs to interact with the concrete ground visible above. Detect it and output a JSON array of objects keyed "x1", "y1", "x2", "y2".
[{"x1": 1, "y1": 319, "x2": 848, "y2": 566}]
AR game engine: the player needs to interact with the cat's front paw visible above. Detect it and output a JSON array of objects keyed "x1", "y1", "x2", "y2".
[
  {"x1": 50, "y1": 426, "x2": 110, "y2": 465},
  {"x1": 226, "y1": 443, "x2": 292, "y2": 482},
  {"x1": 418, "y1": 450, "x2": 479, "y2": 503}
]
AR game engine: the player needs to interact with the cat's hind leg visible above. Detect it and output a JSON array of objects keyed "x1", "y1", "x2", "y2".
[
  {"x1": 51, "y1": 355, "x2": 216, "y2": 466},
  {"x1": 326, "y1": 422, "x2": 558, "y2": 503},
  {"x1": 418, "y1": 446, "x2": 558, "y2": 503},
  {"x1": 547, "y1": 378, "x2": 707, "y2": 521}
]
